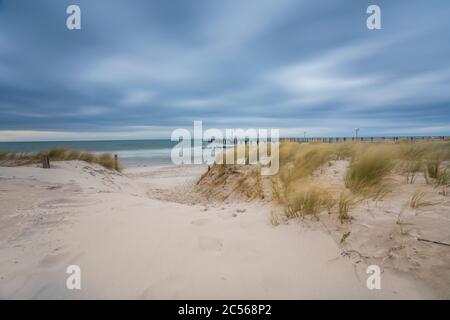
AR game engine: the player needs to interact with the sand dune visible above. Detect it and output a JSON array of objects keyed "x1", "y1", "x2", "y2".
[{"x1": 0, "y1": 161, "x2": 441, "y2": 299}]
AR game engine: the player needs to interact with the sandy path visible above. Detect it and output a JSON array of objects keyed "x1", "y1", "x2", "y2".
[{"x1": 0, "y1": 161, "x2": 437, "y2": 299}]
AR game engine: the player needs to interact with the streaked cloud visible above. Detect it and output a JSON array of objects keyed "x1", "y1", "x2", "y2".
[{"x1": 0, "y1": 0, "x2": 449, "y2": 141}]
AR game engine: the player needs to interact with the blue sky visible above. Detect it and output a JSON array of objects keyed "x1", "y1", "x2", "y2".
[{"x1": 0, "y1": 0, "x2": 450, "y2": 141}]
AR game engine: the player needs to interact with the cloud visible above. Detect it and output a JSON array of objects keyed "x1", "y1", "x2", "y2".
[
  {"x1": 122, "y1": 90, "x2": 155, "y2": 107},
  {"x1": 269, "y1": 39, "x2": 450, "y2": 113},
  {"x1": 0, "y1": 0, "x2": 450, "y2": 141},
  {"x1": 0, "y1": 126, "x2": 174, "y2": 141},
  {"x1": 269, "y1": 43, "x2": 382, "y2": 107},
  {"x1": 83, "y1": 55, "x2": 195, "y2": 85}
]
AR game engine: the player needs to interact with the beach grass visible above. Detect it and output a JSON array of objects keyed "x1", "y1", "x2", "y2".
[
  {"x1": 338, "y1": 191, "x2": 354, "y2": 223},
  {"x1": 285, "y1": 184, "x2": 326, "y2": 219},
  {"x1": 209, "y1": 140, "x2": 450, "y2": 222},
  {"x1": 344, "y1": 146, "x2": 395, "y2": 196},
  {"x1": 0, "y1": 148, "x2": 121, "y2": 171},
  {"x1": 410, "y1": 190, "x2": 433, "y2": 208}
]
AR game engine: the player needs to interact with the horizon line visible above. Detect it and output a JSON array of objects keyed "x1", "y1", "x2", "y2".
[{"x1": 1, "y1": 135, "x2": 450, "y2": 144}]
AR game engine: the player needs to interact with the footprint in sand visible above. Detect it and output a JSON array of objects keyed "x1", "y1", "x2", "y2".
[
  {"x1": 191, "y1": 218, "x2": 210, "y2": 226},
  {"x1": 45, "y1": 184, "x2": 63, "y2": 190},
  {"x1": 38, "y1": 198, "x2": 78, "y2": 209},
  {"x1": 39, "y1": 250, "x2": 84, "y2": 270},
  {"x1": 39, "y1": 252, "x2": 70, "y2": 268},
  {"x1": 140, "y1": 275, "x2": 186, "y2": 299},
  {"x1": 198, "y1": 236, "x2": 223, "y2": 253}
]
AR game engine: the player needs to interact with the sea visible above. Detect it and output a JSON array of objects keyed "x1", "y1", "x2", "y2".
[{"x1": 0, "y1": 140, "x2": 196, "y2": 167}]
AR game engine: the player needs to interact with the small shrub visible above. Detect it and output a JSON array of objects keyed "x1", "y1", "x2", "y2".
[
  {"x1": 79, "y1": 152, "x2": 95, "y2": 163},
  {"x1": 0, "y1": 152, "x2": 8, "y2": 161},
  {"x1": 65, "y1": 150, "x2": 81, "y2": 160},
  {"x1": 48, "y1": 147, "x2": 68, "y2": 160},
  {"x1": 94, "y1": 153, "x2": 116, "y2": 170}
]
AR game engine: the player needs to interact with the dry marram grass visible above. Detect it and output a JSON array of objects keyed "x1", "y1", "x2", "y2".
[{"x1": 0, "y1": 148, "x2": 121, "y2": 171}]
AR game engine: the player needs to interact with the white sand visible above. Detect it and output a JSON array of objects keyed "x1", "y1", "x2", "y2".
[{"x1": 0, "y1": 161, "x2": 439, "y2": 299}]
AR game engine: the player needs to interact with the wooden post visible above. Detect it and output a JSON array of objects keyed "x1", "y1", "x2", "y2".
[
  {"x1": 245, "y1": 137, "x2": 249, "y2": 165},
  {"x1": 256, "y1": 137, "x2": 260, "y2": 162},
  {"x1": 114, "y1": 154, "x2": 118, "y2": 171},
  {"x1": 222, "y1": 138, "x2": 226, "y2": 164},
  {"x1": 42, "y1": 155, "x2": 50, "y2": 169}
]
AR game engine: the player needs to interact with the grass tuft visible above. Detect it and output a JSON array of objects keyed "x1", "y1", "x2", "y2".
[
  {"x1": 338, "y1": 191, "x2": 354, "y2": 223},
  {"x1": 344, "y1": 147, "x2": 395, "y2": 197},
  {"x1": 285, "y1": 185, "x2": 331, "y2": 219},
  {"x1": 410, "y1": 191, "x2": 433, "y2": 208},
  {"x1": 436, "y1": 167, "x2": 449, "y2": 186}
]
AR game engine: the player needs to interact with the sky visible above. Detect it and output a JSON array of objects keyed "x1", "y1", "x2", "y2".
[{"x1": 0, "y1": 0, "x2": 450, "y2": 141}]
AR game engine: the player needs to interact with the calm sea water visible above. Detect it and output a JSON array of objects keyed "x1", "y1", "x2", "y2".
[
  {"x1": 0, "y1": 140, "x2": 179, "y2": 167},
  {"x1": 0, "y1": 140, "x2": 228, "y2": 167}
]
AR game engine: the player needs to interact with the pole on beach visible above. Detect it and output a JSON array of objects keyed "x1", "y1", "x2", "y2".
[
  {"x1": 42, "y1": 155, "x2": 50, "y2": 169},
  {"x1": 223, "y1": 138, "x2": 226, "y2": 164},
  {"x1": 114, "y1": 154, "x2": 118, "y2": 171}
]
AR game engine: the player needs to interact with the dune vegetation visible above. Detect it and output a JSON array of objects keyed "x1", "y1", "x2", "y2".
[
  {"x1": 0, "y1": 147, "x2": 121, "y2": 171},
  {"x1": 276, "y1": 141, "x2": 449, "y2": 220},
  {"x1": 202, "y1": 140, "x2": 450, "y2": 223}
]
